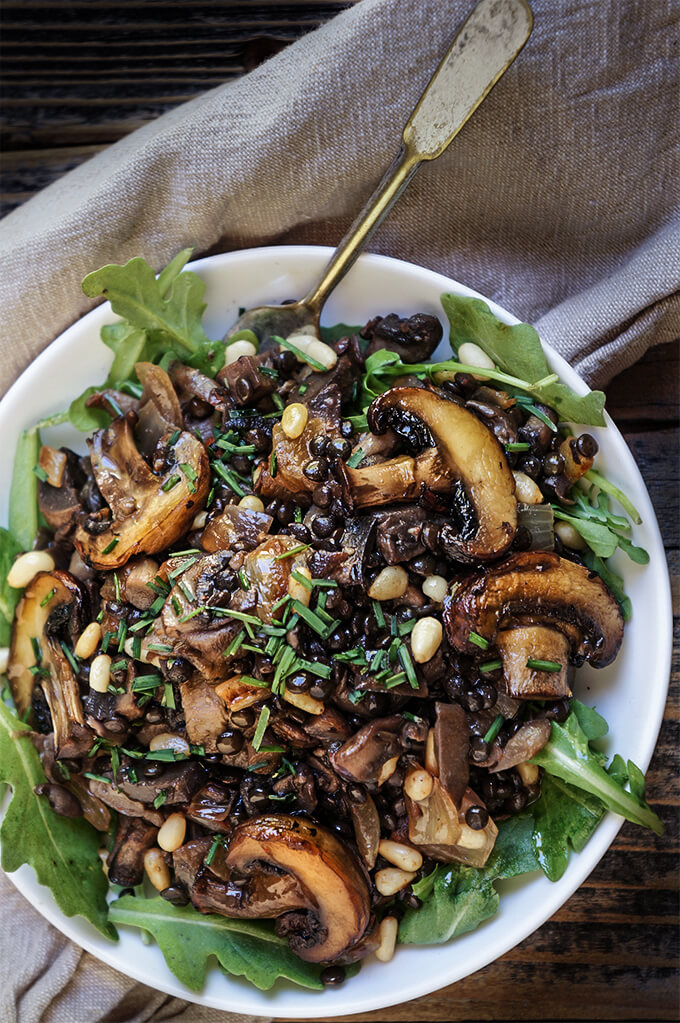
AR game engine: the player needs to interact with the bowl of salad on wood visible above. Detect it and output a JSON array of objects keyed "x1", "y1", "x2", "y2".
[{"x1": 0, "y1": 246, "x2": 670, "y2": 1017}]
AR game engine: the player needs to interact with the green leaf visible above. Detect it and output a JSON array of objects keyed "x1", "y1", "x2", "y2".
[
  {"x1": 441, "y1": 293, "x2": 606, "y2": 426},
  {"x1": 530, "y1": 712, "x2": 663, "y2": 836},
  {"x1": 320, "y1": 322, "x2": 362, "y2": 344},
  {"x1": 398, "y1": 815, "x2": 539, "y2": 946},
  {"x1": 552, "y1": 509, "x2": 620, "y2": 558},
  {"x1": 0, "y1": 528, "x2": 22, "y2": 645},
  {"x1": 102, "y1": 323, "x2": 148, "y2": 387},
  {"x1": 109, "y1": 896, "x2": 324, "y2": 991},
  {"x1": 614, "y1": 535, "x2": 650, "y2": 565},
  {"x1": 530, "y1": 774, "x2": 605, "y2": 881},
  {"x1": 0, "y1": 699, "x2": 116, "y2": 939},
  {"x1": 82, "y1": 256, "x2": 212, "y2": 358},
  {"x1": 571, "y1": 698, "x2": 608, "y2": 741},
  {"x1": 157, "y1": 247, "x2": 193, "y2": 297},
  {"x1": 68, "y1": 386, "x2": 113, "y2": 433},
  {"x1": 9, "y1": 429, "x2": 40, "y2": 551}
]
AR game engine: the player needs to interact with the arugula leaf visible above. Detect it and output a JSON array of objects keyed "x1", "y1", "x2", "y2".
[
  {"x1": 530, "y1": 711, "x2": 663, "y2": 835},
  {"x1": 530, "y1": 774, "x2": 605, "y2": 881},
  {"x1": 101, "y1": 323, "x2": 148, "y2": 387},
  {"x1": 320, "y1": 322, "x2": 362, "y2": 344},
  {"x1": 552, "y1": 508, "x2": 620, "y2": 558},
  {"x1": 9, "y1": 429, "x2": 40, "y2": 551},
  {"x1": 570, "y1": 698, "x2": 609, "y2": 741},
  {"x1": 0, "y1": 528, "x2": 22, "y2": 645},
  {"x1": 398, "y1": 815, "x2": 539, "y2": 945},
  {"x1": 109, "y1": 895, "x2": 324, "y2": 991},
  {"x1": 0, "y1": 699, "x2": 116, "y2": 939},
  {"x1": 68, "y1": 386, "x2": 113, "y2": 433},
  {"x1": 441, "y1": 293, "x2": 606, "y2": 426}
]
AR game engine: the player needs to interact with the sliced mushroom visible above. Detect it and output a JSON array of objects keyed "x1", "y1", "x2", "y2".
[
  {"x1": 255, "y1": 414, "x2": 335, "y2": 500},
  {"x1": 345, "y1": 450, "x2": 451, "y2": 508},
  {"x1": 179, "y1": 676, "x2": 230, "y2": 753},
  {"x1": 355, "y1": 387, "x2": 517, "y2": 561},
  {"x1": 330, "y1": 715, "x2": 402, "y2": 790},
  {"x1": 443, "y1": 552, "x2": 625, "y2": 701},
  {"x1": 201, "y1": 504, "x2": 273, "y2": 554},
  {"x1": 433, "y1": 702, "x2": 469, "y2": 807},
  {"x1": 7, "y1": 570, "x2": 81, "y2": 718},
  {"x1": 99, "y1": 557, "x2": 160, "y2": 610},
  {"x1": 224, "y1": 815, "x2": 371, "y2": 963},
  {"x1": 349, "y1": 792, "x2": 381, "y2": 869},
  {"x1": 108, "y1": 817, "x2": 159, "y2": 887},
  {"x1": 41, "y1": 636, "x2": 94, "y2": 758},
  {"x1": 38, "y1": 447, "x2": 84, "y2": 536},
  {"x1": 405, "y1": 781, "x2": 498, "y2": 867},
  {"x1": 135, "y1": 362, "x2": 184, "y2": 457},
  {"x1": 489, "y1": 718, "x2": 551, "y2": 773},
  {"x1": 73, "y1": 413, "x2": 209, "y2": 570}
]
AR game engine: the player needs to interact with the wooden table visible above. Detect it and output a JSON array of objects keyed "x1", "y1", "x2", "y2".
[{"x1": 1, "y1": 4, "x2": 677, "y2": 1020}]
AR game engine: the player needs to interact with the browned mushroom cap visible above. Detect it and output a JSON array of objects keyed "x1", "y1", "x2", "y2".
[
  {"x1": 405, "y1": 782, "x2": 498, "y2": 867},
  {"x1": 355, "y1": 387, "x2": 517, "y2": 561},
  {"x1": 73, "y1": 413, "x2": 209, "y2": 570},
  {"x1": 224, "y1": 815, "x2": 371, "y2": 963},
  {"x1": 7, "y1": 570, "x2": 81, "y2": 718},
  {"x1": 443, "y1": 552, "x2": 625, "y2": 688},
  {"x1": 330, "y1": 715, "x2": 403, "y2": 790}
]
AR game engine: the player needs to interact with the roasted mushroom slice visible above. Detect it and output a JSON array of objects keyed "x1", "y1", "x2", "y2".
[
  {"x1": 330, "y1": 715, "x2": 403, "y2": 790},
  {"x1": 352, "y1": 387, "x2": 517, "y2": 561},
  {"x1": 41, "y1": 635, "x2": 94, "y2": 758},
  {"x1": 73, "y1": 412, "x2": 209, "y2": 570},
  {"x1": 405, "y1": 782, "x2": 498, "y2": 867},
  {"x1": 7, "y1": 570, "x2": 81, "y2": 718},
  {"x1": 224, "y1": 815, "x2": 372, "y2": 963},
  {"x1": 443, "y1": 551, "x2": 625, "y2": 699},
  {"x1": 134, "y1": 362, "x2": 183, "y2": 458}
]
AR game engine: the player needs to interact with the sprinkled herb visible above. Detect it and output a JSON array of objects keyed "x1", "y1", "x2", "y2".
[
  {"x1": 346, "y1": 447, "x2": 364, "y2": 468},
  {"x1": 101, "y1": 631, "x2": 114, "y2": 654},
  {"x1": 516, "y1": 397, "x2": 558, "y2": 432},
  {"x1": 398, "y1": 644, "x2": 419, "y2": 689},
  {"x1": 132, "y1": 635, "x2": 142, "y2": 660},
  {"x1": 101, "y1": 537, "x2": 119, "y2": 555},
  {"x1": 526, "y1": 658, "x2": 562, "y2": 672},
  {"x1": 212, "y1": 462, "x2": 245, "y2": 497},
  {"x1": 238, "y1": 568, "x2": 250, "y2": 590},
  {"x1": 402, "y1": 711, "x2": 424, "y2": 723},
  {"x1": 147, "y1": 642, "x2": 173, "y2": 654},
  {"x1": 296, "y1": 659, "x2": 332, "y2": 678},
  {"x1": 269, "y1": 450, "x2": 278, "y2": 477},
  {"x1": 177, "y1": 580, "x2": 194, "y2": 603},
  {"x1": 259, "y1": 744, "x2": 285, "y2": 754},
  {"x1": 505, "y1": 441, "x2": 531, "y2": 452},
  {"x1": 469, "y1": 631, "x2": 490, "y2": 650},
  {"x1": 348, "y1": 690, "x2": 365, "y2": 705},
  {"x1": 161, "y1": 474, "x2": 181, "y2": 492},
  {"x1": 83, "y1": 772, "x2": 111, "y2": 785},
  {"x1": 398, "y1": 618, "x2": 416, "y2": 636},
  {"x1": 110, "y1": 659, "x2": 127, "y2": 672},
  {"x1": 291, "y1": 600, "x2": 332, "y2": 637},
  {"x1": 216, "y1": 438, "x2": 257, "y2": 455},
  {"x1": 168, "y1": 558, "x2": 198, "y2": 582},
  {"x1": 372, "y1": 600, "x2": 386, "y2": 629},
  {"x1": 275, "y1": 335, "x2": 326, "y2": 372},
  {"x1": 480, "y1": 659, "x2": 503, "y2": 673},
  {"x1": 153, "y1": 790, "x2": 168, "y2": 809},
  {"x1": 131, "y1": 673, "x2": 163, "y2": 692},
  {"x1": 178, "y1": 605, "x2": 206, "y2": 623},
  {"x1": 33, "y1": 464, "x2": 49, "y2": 482},
  {"x1": 239, "y1": 676, "x2": 271, "y2": 688},
  {"x1": 483, "y1": 714, "x2": 505, "y2": 744},
  {"x1": 224, "y1": 630, "x2": 245, "y2": 658},
  {"x1": 221, "y1": 608, "x2": 262, "y2": 627},
  {"x1": 290, "y1": 569, "x2": 314, "y2": 591},
  {"x1": 116, "y1": 619, "x2": 128, "y2": 647},
  {"x1": 385, "y1": 672, "x2": 407, "y2": 688},
  {"x1": 168, "y1": 429, "x2": 181, "y2": 446},
  {"x1": 252, "y1": 705, "x2": 271, "y2": 751}
]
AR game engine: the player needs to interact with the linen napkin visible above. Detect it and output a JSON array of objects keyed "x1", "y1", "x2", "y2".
[{"x1": 0, "y1": 0, "x2": 678, "y2": 1020}]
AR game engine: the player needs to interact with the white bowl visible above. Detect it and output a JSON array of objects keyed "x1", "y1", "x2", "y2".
[{"x1": 0, "y1": 246, "x2": 672, "y2": 1017}]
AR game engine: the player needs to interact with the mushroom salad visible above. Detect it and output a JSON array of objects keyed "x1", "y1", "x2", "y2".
[{"x1": 0, "y1": 253, "x2": 662, "y2": 992}]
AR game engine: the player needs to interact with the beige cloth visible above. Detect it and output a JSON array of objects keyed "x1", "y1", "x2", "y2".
[{"x1": 0, "y1": 0, "x2": 678, "y2": 1020}]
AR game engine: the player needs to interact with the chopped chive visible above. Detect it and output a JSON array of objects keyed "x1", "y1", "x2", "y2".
[
  {"x1": 147, "y1": 642, "x2": 173, "y2": 653},
  {"x1": 129, "y1": 617, "x2": 152, "y2": 634},
  {"x1": 224, "y1": 630, "x2": 246, "y2": 658},
  {"x1": 398, "y1": 644, "x2": 419, "y2": 689},
  {"x1": 346, "y1": 447, "x2": 364, "y2": 468},
  {"x1": 239, "y1": 675, "x2": 271, "y2": 688},
  {"x1": 127, "y1": 765, "x2": 138, "y2": 783},
  {"x1": 309, "y1": 578, "x2": 338, "y2": 590},
  {"x1": 178, "y1": 605, "x2": 206, "y2": 623},
  {"x1": 110, "y1": 746, "x2": 120, "y2": 783},
  {"x1": 385, "y1": 672, "x2": 407, "y2": 688},
  {"x1": 295, "y1": 658, "x2": 332, "y2": 678},
  {"x1": 483, "y1": 714, "x2": 505, "y2": 744},
  {"x1": 171, "y1": 548, "x2": 202, "y2": 557},
  {"x1": 101, "y1": 631, "x2": 114, "y2": 654},
  {"x1": 113, "y1": 573, "x2": 122, "y2": 602},
  {"x1": 212, "y1": 462, "x2": 245, "y2": 496},
  {"x1": 274, "y1": 335, "x2": 326, "y2": 372},
  {"x1": 402, "y1": 712, "x2": 424, "y2": 723},
  {"x1": 270, "y1": 593, "x2": 292, "y2": 615},
  {"x1": 273, "y1": 544, "x2": 310, "y2": 561},
  {"x1": 290, "y1": 600, "x2": 331, "y2": 636},
  {"x1": 168, "y1": 557, "x2": 198, "y2": 581},
  {"x1": 131, "y1": 673, "x2": 163, "y2": 692},
  {"x1": 216, "y1": 438, "x2": 257, "y2": 455},
  {"x1": 153, "y1": 790, "x2": 168, "y2": 809},
  {"x1": 516, "y1": 399, "x2": 558, "y2": 432},
  {"x1": 132, "y1": 635, "x2": 142, "y2": 660},
  {"x1": 116, "y1": 619, "x2": 128, "y2": 647},
  {"x1": 526, "y1": 658, "x2": 562, "y2": 672},
  {"x1": 39, "y1": 587, "x2": 57, "y2": 608},
  {"x1": 269, "y1": 450, "x2": 278, "y2": 477},
  {"x1": 177, "y1": 580, "x2": 194, "y2": 604},
  {"x1": 290, "y1": 569, "x2": 314, "y2": 591},
  {"x1": 168, "y1": 429, "x2": 181, "y2": 446},
  {"x1": 259, "y1": 744, "x2": 285, "y2": 753},
  {"x1": 83, "y1": 772, "x2": 111, "y2": 785},
  {"x1": 293, "y1": 505, "x2": 303, "y2": 523},
  {"x1": 163, "y1": 681, "x2": 176, "y2": 709},
  {"x1": 252, "y1": 705, "x2": 271, "y2": 751},
  {"x1": 171, "y1": 595, "x2": 182, "y2": 616},
  {"x1": 348, "y1": 689, "x2": 365, "y2": 704},
  {"x1": 298, "y1": 383, "x2": 308, "y2": 395},
  {"x1": 369, "y1": 649, "x2": 386, "y2": 672},
  {"x1": 248, "y1": 761, "x2": 269, "y2": 773},
  {"x1": 236, "y1": 568, "x2": 250, "y2": 591},
  {"x1": 101, "y1": 537, "x2": 119, "y2": 555},
  {"x1": 505, "y1": 441, "x2": 531, "y2": 452},
  {"x1": 161, "y1": 474, "x2": 181, "y2": 492},
  {"x1": 372, "y1": 599, "x2": 386, "y2": 628},
  {"x1": 220, "y1": 608, "x2": 262, "y2": 627},
  {"x1": 110, "y1": 658, "x2": 127, "y2": 672},
  {"x1": 33, "y1": 464, "x2": 49, "y2": 482},
  {"x1": 148, "y1": 595, "x2": 166, "y2": 615},
  {"x1": 480, "y1": 659, "x2": 503, "y2": 673},
  {"x1": 469, "y1": 631, "x2": 489, "y2": 650},
  {"x1": 30, "y1": 636, "x2": 42, "y2": 662}
]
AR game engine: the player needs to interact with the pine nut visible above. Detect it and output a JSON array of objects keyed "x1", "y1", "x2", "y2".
[
  {"x1": 7, "y1": 550, "x2": 55, "y2": 589},
  {"x1": 410, "y1": 616, "x2": 443, "y2": 664},
  {"x1": 285, "y1": 333, "x2": 338, "y2": 371},
  {"x1": 0, "y1": 647, "x2": 10, "y2": 675},
  {"x1": 89, "y1": 654, "x2": 112, "y2": 693},
  {"x1": 368, "y1": 565, "x2": 408, "y2": 601},
  {"x1": 157, "y1": 812, "x2": 187, "y2": 852},
  {"x1": 144, "y1": 848, "x2": 171, "y2": 891},
  {"x1": 516, "y1": 761, "x2": 539, "y2": 786},
  {"x1": 288, "y1": 564, "x2": 312, "y2": 606},
  {"x1": 554, "y1": 520, "x2": 587, "y2": 551},
  {"x1": 238, "y1": 494, "x2": 265, "y2": 513},
  {"x1": 281, "y1": 402, "x2": 309, "y2": 440},
  {"x1": 282, "y1": 687, "x2": 325, "y2": 716},
  {"x1": 191, "y1": 511, "x2": 208, "y2": 529},
  {"x1": 422, "y1": 574, "x2": 448, "y2": 602},
  {"x1": 425, "y1": 727, "x2": 438, "y2": 776},
  {"x1": 458, "y1": 342, "x2": 495, "y2": 377},
  {"x1": 404, "y1": 767, "x2": 434, "y2": 802},
  {"x1": 74, "y1": 622, "x2": 102, "y2": 660},
  {"x1": 375, "y1": 916, "x2": 398, "y2": 963},
  {"x1": 149, "y1": 732, "x2": 191, "y2": 755},
  {"x1": 375, "y1": 867, "x2": 416, "y2": 897},
  {"x1": 225, "y1": 339, "x2": 257, "y2": 365},
  {"x1": 378, "y1": 839, "x2": 423, "y2": 873},
  {"x1": 513, "y1": 470, "x2": 544, "y2": 505}
]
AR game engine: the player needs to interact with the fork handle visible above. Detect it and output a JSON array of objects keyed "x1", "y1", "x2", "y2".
[{"x1": 303, "y1": 0, "x2": 533, "y2": 315}]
